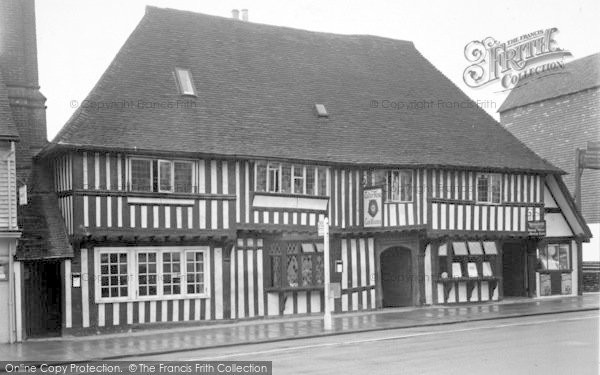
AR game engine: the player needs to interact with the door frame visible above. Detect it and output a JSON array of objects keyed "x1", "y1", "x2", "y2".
[
  {"x1": 374, "y1": 233, "x2": 422, "y2": 308},
  {"x1": 501, "y1": 240, "x2": 537, "y2": 298},
  {"x1": 23, "y1": 260, "x2": 63, "y2": 338}
]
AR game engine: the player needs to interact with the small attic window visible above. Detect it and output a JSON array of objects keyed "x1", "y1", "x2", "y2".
[
  {"x1": 175, "y1": 68, "x2": 196, "y2": 96},
  {"x1": 315, "y1": 104, "x2": 328, "y2": 118}
]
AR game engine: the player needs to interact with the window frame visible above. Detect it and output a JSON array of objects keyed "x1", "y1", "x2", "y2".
[
  {"x1": 128, "y1": 157, "x2": 196, "y2": 194},
  {"x1": 129, "y1": 157, "x2": 154, "y2": 192},
  {"x1": 255, "y1": 161, "x2": 328, "y2": 197},
  {"x1": 476, "y1": 173, "x2": 502, "y2": 204},
  {"x1": 537, "y1": 243, "x2": 571, "y2": 272},
  {"x1": 292, "y1": 165, "x2": 305, "y2": 194},
  {"x1": 94, "y1": 246, "x2": 210, "y2": 303},
  {"x1": 385, "y1": 170, "x2": 413, "y2": 203},
  {"x1": 174, "y1": 68, "x2": 197, "y2": 96}
]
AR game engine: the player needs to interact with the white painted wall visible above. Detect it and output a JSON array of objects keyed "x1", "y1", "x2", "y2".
[{"x1": 583, "y1": 223, "x2": 599, "y2": 262}]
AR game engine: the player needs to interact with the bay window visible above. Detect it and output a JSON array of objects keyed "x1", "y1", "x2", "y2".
[
  {"x1": 95, "y1": 247, "x2": 210, "y2": 302},
  {"x1": 476, "y1": 173, "x2": 502, "y2": 204}
]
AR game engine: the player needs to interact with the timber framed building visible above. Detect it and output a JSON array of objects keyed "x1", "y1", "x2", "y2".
[{"x1": 26, "y1": 7, "x2": 591, "y2": 336}]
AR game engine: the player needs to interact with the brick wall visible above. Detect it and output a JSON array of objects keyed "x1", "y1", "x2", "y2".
[{"x1": 500, "y1": 87, "x2": 600, "y2": 224}]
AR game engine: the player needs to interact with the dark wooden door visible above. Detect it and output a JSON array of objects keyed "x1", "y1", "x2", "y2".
[
  {"x1": 24, "y1": 261, "x2": 62, "y2": 338},
  {"x1": 502, "y1": 243, "x2": 527, "y2": 297},
  {"x1": 381, "y1": 248, "x2": 412, "y2": 307}
]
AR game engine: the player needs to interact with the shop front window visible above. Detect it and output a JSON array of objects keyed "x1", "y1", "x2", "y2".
[
  {"x1": 538, "y1": 244, "x2": 570, "y2": 271},
  {"x1": 268, "y1": 241, "x2": 324, "y2": 289}
]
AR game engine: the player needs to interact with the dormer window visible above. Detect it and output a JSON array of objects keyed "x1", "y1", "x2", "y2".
[
  {"x1": 175, "y1": 68, "x2": 196, "y2": 96},
  {"x1": 315, "y1": 104, "x2": 328, "y2": 117}
]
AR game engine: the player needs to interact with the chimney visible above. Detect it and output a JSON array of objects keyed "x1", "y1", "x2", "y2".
[
  {"x1": 241, "y1": 9, "x2": 248, "y2": 21},
  {"x1": 231, "y1": 9, "x2": 239, "y2": 20},
  {"x1": 0, "y1": 0, "x2": 47, "y2": 180}
]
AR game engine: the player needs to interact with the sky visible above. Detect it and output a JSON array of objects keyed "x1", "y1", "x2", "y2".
[{"x1": 35, "y1": 0, "x2": 600, "y2": 140}]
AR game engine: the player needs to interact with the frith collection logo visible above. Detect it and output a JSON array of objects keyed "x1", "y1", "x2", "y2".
[{"x1": 463, "y1": 28, "x2": 571, "y2": 90}]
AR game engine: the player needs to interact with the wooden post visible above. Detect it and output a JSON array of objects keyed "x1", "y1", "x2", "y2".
[{"x1": 575, "y1": 148, "x2": 583, "y2": 212}]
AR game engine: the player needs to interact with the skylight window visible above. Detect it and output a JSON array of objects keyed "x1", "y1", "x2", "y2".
[
  {"x1": 175, "y1": 68, "x2": 196, "y2": 96},
  {"x1": 315, "y1": 104, "x2": 328, "y2": 117}
]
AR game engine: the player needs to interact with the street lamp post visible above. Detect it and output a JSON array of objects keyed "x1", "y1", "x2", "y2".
[{"x1": 323, "y1": 217, "x2": 333, "y2": 330}]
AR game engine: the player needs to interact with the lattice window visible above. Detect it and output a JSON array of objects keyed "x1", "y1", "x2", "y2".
[
  {"x1": 302, "y1": 255, "x2": 313, "y2": 286},
  {"x1": 315, "y1": 254, "x2": 324, "y2": 285},
  {"x1": 137, "y1": 252, "x2": 157, "y2": 297},
  {"x1": 287, "y1": 255, "x2": 299, "y2": 287},
  {"x1": 185, "y1": 251, "x2": 205, "y2": 294},
  {"x1": 162, "y1": 251, "x2": 181, "y2": 295},
  {"x1": 99, "y1": 252, "x2": 128, "y2": 298},
  {"x1": 271, "y1": 256, "x2": 281, "y2": 287}
]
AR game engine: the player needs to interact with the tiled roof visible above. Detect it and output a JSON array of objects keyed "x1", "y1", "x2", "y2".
[
  {"x1": 51, "y1": 7, "x2": 560, "y2": 173},
  {"x1": 499, "y1": 53, "x2": 600, "y2": 112},
  {"x1": 16, "y1": 160, "x2": 73, "y2": 260},
  {"x1": 0, "y1": 73, "x2": 19, "y2": 140}
]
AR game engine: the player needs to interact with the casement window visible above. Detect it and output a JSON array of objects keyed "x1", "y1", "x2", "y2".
[
  {"x1": 129, "y1": 158, "x2": 195, "y2": 193},
  {"x1": 175, "y1": 68, "x2": 196, "y2": 96},
  {"x1": 476, "y1": 173, "x2": 502, "y2": 204},
  {"x1": 538, "y1": 244, "x2": 570, "y2": 271},
  {"x1": 99, "y1": 252, "x2": 129, "y2": 300},
  {"x1": 268, "y1": 163, "x2": 281, "y2": 193},
  {"x1": 292, "y1": 165, "x2": 305, "y2": 194},
  {"x1": 269, "y1": 241, "x2": 324, "y2": 289},
  {"x1": 255, "y1": 161, "x2": 328, "y2": 196},
  {"x1": 317, "y1": 167, "x2": 327, "y2": 196},
  {"x1": 95, "y1": 247, "x2": 210, "y2": 302},
  {"x1": 386, "y1": 170, "x2": 413, "y2": 202},
  {"x1": 130, "y1": 158, "x2": 153, "y2": 192}
]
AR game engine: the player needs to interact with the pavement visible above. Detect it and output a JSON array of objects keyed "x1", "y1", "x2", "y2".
[{"x1": 0, "y1": 294, "x2": 598, "y2": 363}]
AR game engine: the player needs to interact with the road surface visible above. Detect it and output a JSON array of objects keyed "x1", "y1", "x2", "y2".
[{"x1": 130, "y1": 311, "x2": 599, "y2": 374}]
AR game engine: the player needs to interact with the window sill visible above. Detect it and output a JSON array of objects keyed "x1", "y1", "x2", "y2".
[
  {"x1": 537, "y1": 269, "x2": 572, "y2": 274},
  {"x1": 436, "y1": 276, "x2": 499, "y2": 282},
  {"x1": 95, "y1": 294, "x2": 210, "y2": 304},
  {"x1": 265, "y1": 286, "x2": 324, "y2": 293}
]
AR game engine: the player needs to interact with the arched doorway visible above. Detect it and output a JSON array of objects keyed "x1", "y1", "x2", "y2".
[{"x1": 380, "y1": 247, "x2": 412, "y2": 307}]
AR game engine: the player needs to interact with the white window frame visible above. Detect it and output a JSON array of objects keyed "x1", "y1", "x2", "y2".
[
  {"x1": 94, "y1": 246, "x2": 210, "y2": 303},
  {"x1": 128, "y1": 158, "x2": 196, "y2": 194},
  {"x1": 386, "y1": 170, "x2": 413, "y2": 203},
  {"x1": 292, "y1": 164, "x2": 305, "y2": 195},
  {"x1": 157, "y1": 159, "x2": 173, "y2": 193},
  {"x1": 267, "y1": 162, "x2": 281, "y2": 193},
  {"x1": 476, "y1": 173, "x2": 502, "y2": 204},
  {"x1": 175, "y1": 68, "x2": 196, "y2": 96},
  {"x1": 129, "y1": 157, "x2": 153, "y2": 192},
  {"x1": 255, "y1": 161, "x2": 328, "y2": 197}
]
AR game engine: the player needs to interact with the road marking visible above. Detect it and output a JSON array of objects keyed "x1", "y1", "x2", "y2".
[{"x1": 187, "y1": 314, "x2": 598, "y2": 360}]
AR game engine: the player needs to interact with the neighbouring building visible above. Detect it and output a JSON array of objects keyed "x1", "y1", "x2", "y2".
[
  {"x1": 36, "y1": 7, "x2": 590, "y2": 337},
  {"x1": 0, "y1": 67, "x2": 20, "y2": 344},
  {"x1": 0, "y1": 0, "x2": 71, "y2": 341},
  {"x1": 499, "y1": 53, "x2": 599, "y2": 276}
]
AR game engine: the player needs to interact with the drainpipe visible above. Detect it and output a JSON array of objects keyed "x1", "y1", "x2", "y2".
[{"x1": 7, "y1": 241, "x2": 15, "y2": 343}]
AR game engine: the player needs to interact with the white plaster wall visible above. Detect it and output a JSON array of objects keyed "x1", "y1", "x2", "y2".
[{"x1": 583, "y1": 223, "x2": 599, "y2": 262}]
